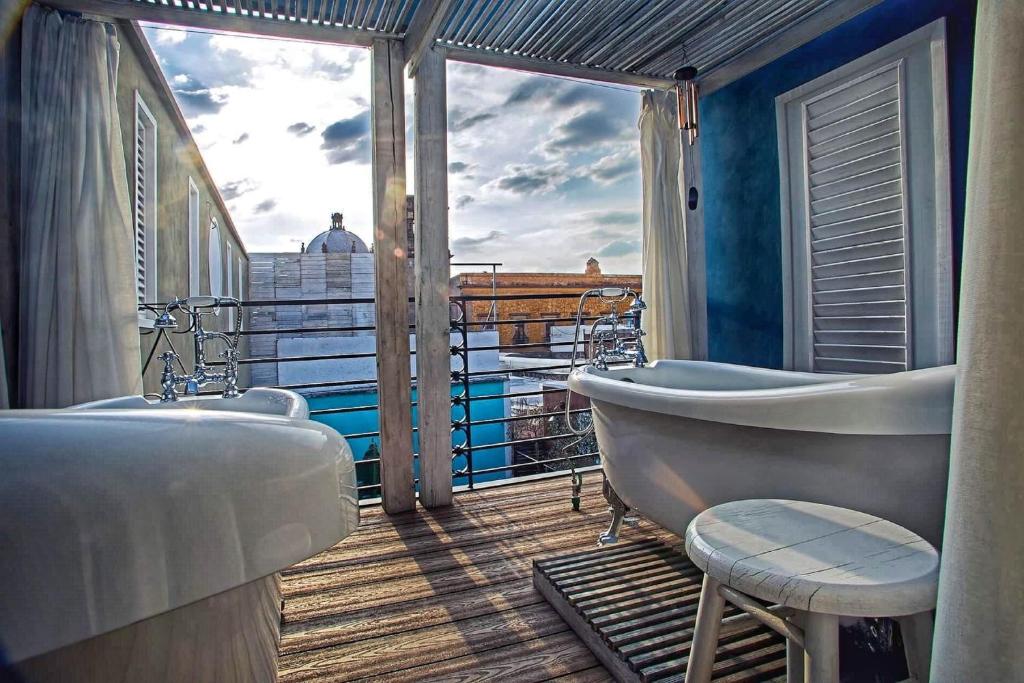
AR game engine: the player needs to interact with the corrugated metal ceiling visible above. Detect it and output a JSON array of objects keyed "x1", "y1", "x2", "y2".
[
  {"x1": 435, "y1": 0, "x2": 839, "y2": 78},
  {"x1": 82, "y1": 0, "x2": 849, "y2": 81}
]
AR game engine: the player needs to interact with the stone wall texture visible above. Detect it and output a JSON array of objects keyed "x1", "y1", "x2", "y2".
[{"x1": 451, "y1": 270, "x2": 642, "y2": 349}]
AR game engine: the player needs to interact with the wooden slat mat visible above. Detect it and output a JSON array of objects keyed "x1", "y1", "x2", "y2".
[{"x1": 533, "y1": 540, "x2": 788, "y2": 683}]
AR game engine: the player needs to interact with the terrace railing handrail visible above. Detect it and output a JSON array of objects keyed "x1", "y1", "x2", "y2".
[{"x1": 140, "y1": 291, "x2": 604, "y2": 500}]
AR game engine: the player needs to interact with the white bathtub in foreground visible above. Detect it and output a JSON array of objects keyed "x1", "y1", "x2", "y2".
[
  {"x1": 568, "y1": 361, "x2": 955, "y2": 547},
  {"x1": 0, "y1": 404, "x2": 357, "y2": 682}
]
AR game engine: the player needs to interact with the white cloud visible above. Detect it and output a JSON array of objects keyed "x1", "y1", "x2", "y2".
[
  {"x1": 587, "y1": 148, "x2": 639, "y2": 185},
  {"x1": 147, "y1": 29, "x2": 377, "y2": 252},
  {"x1": 146, "y1": 29, "x2": 643, "y2": 272},
  {"x1": 154, "y1": 29, "x2": 187, "y2": 45},
  {"x1": 452, "y1": 230, "x2": 503, "y2": 254},
  {"x1": 596, "y1": 239, "x2": 641, "y2": 258},
  {"x1": 483, "y1": 163, "x2": 570, "y2": 197}
]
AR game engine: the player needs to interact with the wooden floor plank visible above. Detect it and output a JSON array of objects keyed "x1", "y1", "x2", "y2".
[
  {"x1": 334, "y1": 476, "x2": 602, "y2": 534},
  {"x1": 280, "y1": 578, "x2": 541, "y2": 654},
  {"x1": 354, "y1": 631, "x2": 601, "y2": 683},
  {"x1": 287, "y1": 506, "x2": 614, "y2": 581},
  {"x1": 283, "y1": 525, "x2": 666, "y2": 624},
  {"x1": 278, "y1": 603, "x2": 570, "y2": 681},
  {"x1": 283, "y1": 520, "x2": 670, "y2": 599},
  {"x1": 287, "y1": 481, "x2": 607, "y2": 573},
  {"x1": 326, "y1": 481, "x2": 600, "y2": 548},
  {"x1": 277, "y1": 475, "x2": 668, "y2": 682},
  {"x1": 545, "y1": 667, "x2": 617, "y2": 683}
]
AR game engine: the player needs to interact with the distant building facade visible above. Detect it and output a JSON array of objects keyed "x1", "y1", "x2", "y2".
[
  {"x1": 248, "y1": 213, "x2": 376, "y2": 387},
  {"x1": 449, "y1": 259, "x2": 642, "y2": 351},
  {"x1": 247, "y1": 207, "x2": 416, "y2": 388}
]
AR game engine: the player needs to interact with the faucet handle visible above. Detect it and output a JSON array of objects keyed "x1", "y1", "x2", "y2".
[
  {"x1": 158, "y1": 352, "x2": 179, "y2": 403},
  {"x1": 220, "y1": 347, "x2": 240, "y2": 399}
]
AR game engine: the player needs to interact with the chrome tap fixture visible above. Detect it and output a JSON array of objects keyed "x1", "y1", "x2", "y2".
[
  {"x1": 159, "y1": 351, "x2": 191, "y2": 403},
  {"x1": 156, "y1": 296, "x2": 242, "y2": 402},
  {"x1": 581, "y1": 288, "x2": 648, "y2": 371},
  {"x1": 562, "y1": 286, "x2": 647, "y2": 429}
]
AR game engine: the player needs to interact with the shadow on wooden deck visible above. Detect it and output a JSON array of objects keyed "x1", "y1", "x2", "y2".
[{"x1": 276, "y1": 473, "x2": 675, "y2": 682}]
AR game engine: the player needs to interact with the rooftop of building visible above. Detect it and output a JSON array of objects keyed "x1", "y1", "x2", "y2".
[
  {"x1": 305, "y1": 213, "x2": 371, "y2": 255},
  {"x1": 451, "y1": 258, "x2": 641, "y2": 290}
]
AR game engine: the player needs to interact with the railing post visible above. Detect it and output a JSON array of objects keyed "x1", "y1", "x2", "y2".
[
  {"x1": 449, "y1": 299, "x2": 473, "y2": 490},
  {"x1": 371, "y1": 38, "x2": 415, "y2": 514},
  {"x1": 414, "y1": 46, "x2": 453, "y2": 508},
  {"x1": 460, "y1": 302, "x2": 473, "y2": 489}
]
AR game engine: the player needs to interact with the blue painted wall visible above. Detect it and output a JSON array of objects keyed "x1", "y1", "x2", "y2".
[
  {"x1": 307, "y1": 380, "x2": 511, "y2": 497},
  {"x1": 700, "y1": 0, "x2": 976, "y2": 367}
]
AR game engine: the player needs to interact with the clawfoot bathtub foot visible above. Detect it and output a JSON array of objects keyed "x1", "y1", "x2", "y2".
[
  {"x1": 599, "y1": 507, "x2": 625, "y2": 546},
  {"x1": 599, "y1": 476, "x2": 630, "y2": 546}
]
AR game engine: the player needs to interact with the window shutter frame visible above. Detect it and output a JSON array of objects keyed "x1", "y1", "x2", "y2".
[
  {"x1": 799, "y1": 60, "x2": 911, "y2": 374},
  {"x1": 188, "y1": 177, "x2": 201, "y2": 298},
  {"x1": 776, "y1": 19, "x2": 954, "y2": 373},
  {"x1": 133, "y1": 92, "x2": 158, "y2": 326}
]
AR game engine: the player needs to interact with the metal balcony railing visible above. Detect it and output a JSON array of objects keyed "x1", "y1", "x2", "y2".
[
  {"x1": 139, "y1": 296, "x2": 409, "y2": 501},
  {"x1": 448, "y1": 291, "x2": 638, "y2": 490},
  {"x1": 139, "y1": 291, "x2": 633, "y2": 501}
]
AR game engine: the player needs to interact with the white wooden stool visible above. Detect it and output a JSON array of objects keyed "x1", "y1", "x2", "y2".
[{"x1": 683, "y1": 499, "x2": 939, "y2": 683}]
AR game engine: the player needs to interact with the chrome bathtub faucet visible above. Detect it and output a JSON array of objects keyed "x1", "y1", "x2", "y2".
[
  {"x1": 588, "y1": 290, "x2": 648, "y2": 370},
  {"x1": 156, "y1": 296, "x2": 242, "y2": 402}
]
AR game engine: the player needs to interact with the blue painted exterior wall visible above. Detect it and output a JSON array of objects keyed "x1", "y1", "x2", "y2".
[
  {"x1": 306, "y1": 380, "x2": 511, "y2": 496},
  {"x1": 700, "y1": 0, "x2": 976, "y2": 367}
]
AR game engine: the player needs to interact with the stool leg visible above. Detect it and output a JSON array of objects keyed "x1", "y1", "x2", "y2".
[
  {"x1": 803, "y1": 612, "x2": 839, "y2": 683},
  {"x1": 684, "y1": 575, "x2": 725, "y2": 683},
  {"x1": 897, "y1": 612, "x2": 933, "y2": 682},
  {"x1": 786, "y1": 611, "x2": 806, "y2": 683}
]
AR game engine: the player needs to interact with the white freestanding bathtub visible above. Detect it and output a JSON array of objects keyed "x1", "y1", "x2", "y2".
[{"x1": 568, "y1": 361, "x2": 955, "y2": 547}]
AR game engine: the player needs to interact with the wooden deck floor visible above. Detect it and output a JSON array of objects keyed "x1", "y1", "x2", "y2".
[{"x1": 277, "y1": 473, "x2": 677, "y2": 682}]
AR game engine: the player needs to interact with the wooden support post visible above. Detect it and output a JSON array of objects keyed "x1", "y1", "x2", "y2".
[
  {"x1": 403, "y1": 0, "x2": 456, "y2": 78},
  {"x1": 371, "y1": 39, "x2": 415, "y2": 514},
  {"x1": 413, "y1": 47, "x2": 453, "y2": 509}
]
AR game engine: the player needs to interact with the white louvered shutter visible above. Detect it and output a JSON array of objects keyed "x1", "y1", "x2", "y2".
[
  {"x1": 134, "y1": 94, "x2": 158, "y2": 321},
  {"x1": 134, "y1": 115, "x2": 148, "y2": 307},
  {"x1": 803, "y1": 63, "x2": 908, "y2": 374}
]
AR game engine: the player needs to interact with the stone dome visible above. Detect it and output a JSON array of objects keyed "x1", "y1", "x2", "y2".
[{"x1": 306, "y1": 212, "x2": 370, "y2": 254}]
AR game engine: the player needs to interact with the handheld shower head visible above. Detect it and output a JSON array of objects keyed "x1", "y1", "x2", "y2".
[
  {"x1": 153, "y1": 311, "x2": 178, "y2": 330},
  {"x1": 185, "y1": 296, "x2": 219, "y2": 308}
]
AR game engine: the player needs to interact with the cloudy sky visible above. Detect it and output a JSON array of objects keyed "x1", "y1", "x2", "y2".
[{"x1": 143, "y1": 26, "x2": 644, "y2": 274}]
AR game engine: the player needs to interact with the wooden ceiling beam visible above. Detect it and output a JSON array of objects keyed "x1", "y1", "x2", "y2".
[
  {"x1": 442, "y1": 44, "x2": 675, "y2": 90},
  {"x1": 403, "y1": 0, "x2": 457, "y2": 77}
]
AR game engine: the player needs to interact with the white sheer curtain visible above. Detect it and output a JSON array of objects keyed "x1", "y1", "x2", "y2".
[
  {"x1": 20, "y1": 5, "x2": 142, "y2": 408},
  {"x1": 931, "y1": 2, "x2": 1024, "y2": 680},
  {"x1": 639, "y1": 89, "x2": 692, "y2": 361}
]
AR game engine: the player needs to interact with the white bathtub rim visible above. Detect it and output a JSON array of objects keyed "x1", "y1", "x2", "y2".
[{"x1": 569, "y1": 361, "x2": 955, "y2": 435}]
